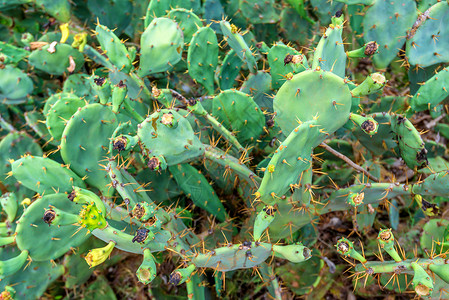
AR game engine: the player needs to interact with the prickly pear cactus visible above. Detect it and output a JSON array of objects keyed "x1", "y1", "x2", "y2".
[{"x1": 1, "y1": 2, "x2": 449, "y2": 299}]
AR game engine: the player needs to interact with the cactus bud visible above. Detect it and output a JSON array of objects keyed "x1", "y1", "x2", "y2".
[
  {"x1": 377, "y1": 229, "x2": 402, "y2": 262},
  {"x1": 85, "y1": 241, "x2": 115, "y2": 268},
  {"x1": 411, "y1": 262, "x2": 433, "y2": 297},
  {"x1": 351, "y1": 73, "x2": 386, "y2": 97},
  {"x1": 335, "y1": 238, "x2": 367, "y2": 263},
  {"x1": 147, "y1": 155, "x2": 167, "y2": 171},
  {"x1": 254, "y1": 205, "x2": 277, "y2": 240},
  {"x1": 349, "y1": 113, "x2": 379, "y2": 135},
  {"x1": 90, "y1": 76, "x2": 111, "y2": 105},
  {"x1": 68, "y1": 187, "x2": 106, "y2": 213},
  {"x1": 113, "y1": 136, "x2": 127, "y2": 152},
  {"x1": 0, "y1": 250, "x2": 29, "y2": 279},
  {"x1": 43, "y1": 207, "x2": 79, "y2": 226},
  {"x1": 78, "y1": 203, "x2": 107, "y2": 232},
  {"x1": 112, "y1": 81, "x2": 127, "y2": 113},
  {"x1": 136, "y1": 249, "x2": 157, "y2": 284},
  {"x1": 132, "y1": 202, "x2": 155, "y2": 222},
  {"x1": 272, "y1": 244, "x2": 311, "y2": 263},
  {"x1": 364, "y1": 41, "x2": 379, "y2": 56},
  {"x1": 43, "y1": 209, "x2": 56, "y2": 225},
  {"x1": 169, "y1": 264, "x2": 196, "y2": 285},
  {"x1": 132, "y1": 228, "x2": 153, "y2": 244}
]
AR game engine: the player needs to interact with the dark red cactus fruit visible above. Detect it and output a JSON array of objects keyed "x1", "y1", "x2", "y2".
[
  {"x1": 239, "y1": 241, "x2": 252, "y2": 251},
  {"x1": 169, "y1": 271, "x2": 182, "y2": 285},
  {"x1": 147, "y1": 157, "x2": 161, "y2": 171},
  {"x1": 132, "y1": 203, "x2": 145, "y2": 219},
  {"x1": 420, "y1": 199, "x2": 438, "y2": 215},
  {"x1": 361, "y1": 120, "x2": 376, "y2": 133},
  {"x1": 303, "y1": 247, "x2": 311, "y2": 259},
  {"x1": 284, "y1": 54, "x2": 293, "y2": 66},
  {"x1": 113, "y1": 136, "x2": 127, "y2": 152},
  {"x1": 396, "y1": 116, "x2": 406, "y2": 124},
  {"x1": 43, "y1": 209, "x2": 56, "y2": 226},
  {"x1": 364, "y1": 42, "x2": 378, "y2": 56},
  {"x1": 67, "y1": 190, "x2": 76, "y2": 201},
  {"x1": 132, "y1": 228, "x2": 149, "y2": 243},
  {"x1": 335, "y1": 10, "x2": 343, "y2": 18},
  {"x1": 416, "y1": 148, "x2": 428, "y2": 167},
  {"x1": 93, "y1": 77, "x2": 106, "y2": 86},
  {"x1": 263, "y1": 205, "x2": 277, "y2": 216},
  {"x1": 116, "y1": 80, "x2": 126, "y2": 88}
]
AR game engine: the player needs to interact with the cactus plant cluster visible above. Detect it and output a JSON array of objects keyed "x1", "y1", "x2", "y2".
[{"x1": 1, "y1": 0, "x2": 449, "y2": 299}]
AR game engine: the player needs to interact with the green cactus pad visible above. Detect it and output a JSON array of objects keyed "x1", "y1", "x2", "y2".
[
  {"x1": 352, "y1": 113, "x2": 397, "y2": 156},
  {"x1": 0, "y1": 132, "x2": 43, "y2": 187},
  {"x1": 107, "y1": 160, "x2": 160, "y2": 212},
  {"x1": 309, "y1": 0, "x2": 343, "y2": 25},
  {"x1": 0, "y1": 41, "x2": 30, "y2": 65},
  {"x1": 87, "y1": 0, "x2": 133, "y2": 34},
  {"x1": 268, "y1": 43, "x2": 308, "y2": 89},
  {"x1": 277, "y1": 249, "x2": 324, "y2": 295},
  {"x1": 60, "y1": 104, "x2": 118, "y2": 195},
  {"x1": 220, "y1": 21, "x2": 258, "y2": 74},
  {"x1": 95, "y1": 24, "x2": 133, "y2": 73},
  {"x1": 145, "y1": 0, "x2": 201, "y2": 26},
  {"x1": 27, "y1": 110, "x2": 58, "y2": 146},
  {"x1": 256, "y1": 121, "x2": 323, "y2": 205},
  {"x1": 29, "y1": 43, "x2": 84, "y2": 76},
  {"x1": 192, "y1": 242, "x2": 272, "y2": 271},
  {"x1": 412, "y1": 171, "x2": 449, "y2": 197},
  {"x1": 280, "y1": 7, "x2": 318, "y2": 46},
  {"x1": 34, "y1": 0, "x2": 71, "y2": 22},
  {"x1": 240, "y1": 71, "x2": 274, "y2": 112},
  {"x1": 406, "y1": 3, "x2": 449, "y2": 67},
  {"x1": 312, "y1": 14, "x2": 346, "y2": 78},
  {"x1": 0, "y1": 254, "x2": 64, "y2": 299},
  {"x1": 43, "y1": 92, "x2": 74, "y2": 116},
  {"x1": 188, "y1": 27, "x2": 218, "y2": 95},
  {"x1": 169, "y1": 163, "x2": 228, "y2": 222},
  {"x1": 63, "y1": 74, "x2": 97, "y2": 102},
  {"x1": 409, "y1": 67, "x2": 449, "y2": 113},
  {"x1": 363, "y1": 0, "x2": 417, "y2": 69},
  {"x1": 212, "y1": 89, "x2": 265, "y2": 144},
  {"x1": 420, "y1": 219, "x2": 449, "y2": 251},
  {"x1": 319, "y1": 182, "x2": 409, "y2": 213},
  {"x1": 138, "y1": 17, "x2": 184, "y2": 76},
  {"x1": 11, "y1": 155, "x2": 86, "y2": 194},
  {"x1": 238, "y1": 0, "x2": 280, "y2": 24},
  {"x1": 46, "y1": 94, "x2": 85, "y2": 140},
  {"x1": 219, "y1": 50, "x2": 242, "y2": 90},
  {"x1": 273, "y1": 69, "x2": 352, "y2": 135},
  {"x1": 16, "y1": 193, "x2": 90, "y2": 261},
  {"x1": 137, "y1": 109, "x2": 204, "y2": 166},
  {"x1": 0, "y1": 65, "x2": 33, "y2": 104},
  {"x1": 167, "y1": 8, "x2": 202, "y2": 44},
  {"x1": 390, "y1": 114, "x2": 427, "y2": 169}
]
